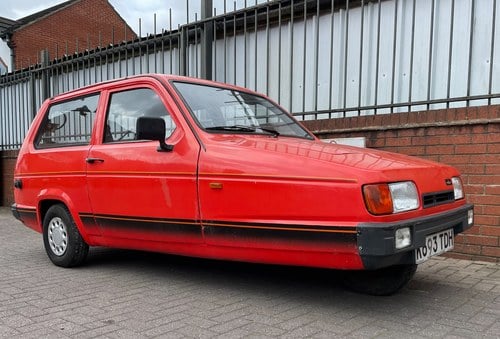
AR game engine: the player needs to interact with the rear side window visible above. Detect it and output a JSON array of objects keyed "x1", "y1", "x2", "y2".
[
  {"x1": 35, "y1": 94, "x2": 99, "y2": 148},
  {"x1": 104, "y1": 88, "x2": 176, "y2": 143}
]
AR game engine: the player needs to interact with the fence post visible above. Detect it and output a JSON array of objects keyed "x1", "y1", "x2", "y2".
[
  {"x1": 200, "y1": 0, "x2": 213, "y2": 80},
  {"x1": 179, "y1": 26, "x2": 187, "y2": 76},
  {"x1": 40, "y1": 49, "x2": 50, "y2": 101}
]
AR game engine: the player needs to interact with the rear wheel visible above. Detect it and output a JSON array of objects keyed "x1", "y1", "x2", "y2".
[
  {"x1": 342, "y1": 264, "x2": 417, "y2": 296},
  {"x1": 42, "y1": 204, "x2": 89, "y2": 267}
]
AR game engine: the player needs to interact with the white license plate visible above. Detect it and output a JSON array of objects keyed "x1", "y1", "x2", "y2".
[{"x1": 415, "y1": 228, "x2": 454, "y2": 264}]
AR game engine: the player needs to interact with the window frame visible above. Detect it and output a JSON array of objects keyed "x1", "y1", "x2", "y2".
[{"x1": 34, "y1": 93, "x2": 100, "y2": 149}]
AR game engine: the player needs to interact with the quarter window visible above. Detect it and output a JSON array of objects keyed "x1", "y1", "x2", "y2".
[
  {"x1": 36, "y1": 94, "x2": 99, "y2": 148},
  {"x1": 104, "y1": 88, "x2": 176, "y2": 143}
]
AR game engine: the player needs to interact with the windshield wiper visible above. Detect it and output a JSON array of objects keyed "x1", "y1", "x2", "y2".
[{"x1": 206, "y1": 125, "x2": 280, "y2": 137}]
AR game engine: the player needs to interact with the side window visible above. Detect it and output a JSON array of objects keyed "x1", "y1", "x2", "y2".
[
  {"x1": 104, "y1": 88, "x2": 176, "y2": 143},
  {"x1": 36, "y1": 94, "x2": 99, "y2": 148}
]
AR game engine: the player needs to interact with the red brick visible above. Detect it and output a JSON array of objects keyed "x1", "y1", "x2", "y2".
[
  {"x1": 455, "y1": 144, "x2": 488, "y2": 154},
  {"x1": 456, "y1": 164, "x2": 485, "y2": 175},
  {"x1": 467, "y1": 175, "x2": 500, "y2": 185},
  {"x1": 425, "y1": 145, "x2": 455, "y2": 155},
  {"x1": 464, "y1": 185, "x2": 485, "y2": 195},
  {"x1": 482, "y1": 246, "x2": 500, "y2": 257},
  {"x1": 453, "y1": 243, "x2": 481, "y2": 255},
  {"x1": 411, "y1": 136, "x2": 441, "y2": 146},
  {"x1": 471, "y1": 133, "x2": 500, "y2": 144},
  {"x1": 480, "y1": 226, "x2": 500, "y2": 237},
  {"x1": 469, "y1": 154, "x2": 499, "y2": 164},
  {"x1": 485, "y1": 165, "x2": 500, "y2": 175},
  {"x1": 385, "y1": 137, "x2": 411, "y2": 147},
  {"x1": 462, "y1": 234, "x2": 498, "y2": 246},
  {"x1": 439, "y1": 155, "x2": 470, "y2": 165},
  {"x1": 398, "y1": 129, "x2": 417, "y2": 137},
  {"x1": 474, "y1": 215, "x2": 500, "y2": 226},
  {"x1": 487, "y1": 143, "x2": 500, "y2": 153},
  {"x1": 485, "y1": 185, "x2": 500, "y2": 195},
  {"x1": 468, "y1": 194, "x2": 500, "y2": 205},
  {"x1": 483, "y1": 205, "x2": 500, "y2": 216}
]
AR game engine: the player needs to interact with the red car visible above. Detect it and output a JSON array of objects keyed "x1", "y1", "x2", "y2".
[{"x1": 12, "y1": 74, "x2": 473, "y2": 295}]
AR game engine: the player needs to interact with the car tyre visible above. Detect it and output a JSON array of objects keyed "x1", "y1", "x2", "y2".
[
  {"x1": 342, "y1": 264, "x2": 417, "y2": 296},
  {"x1": 42, "y1": 204, "x2": 89, "y2": 267}
]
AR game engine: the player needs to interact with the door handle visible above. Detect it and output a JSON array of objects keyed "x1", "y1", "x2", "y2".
[{"x1": 86, "y1": 157, "x2": 104, "y2": 164}]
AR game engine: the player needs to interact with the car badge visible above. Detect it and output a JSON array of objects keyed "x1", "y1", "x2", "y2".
[{"x1": 445, "y1": 179, "x2": 452, "y2": 185}]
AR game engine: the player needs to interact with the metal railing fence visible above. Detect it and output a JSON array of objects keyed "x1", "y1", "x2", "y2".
[{"x1": 1, "y1": 0, "x2": 499, "y2": 150}]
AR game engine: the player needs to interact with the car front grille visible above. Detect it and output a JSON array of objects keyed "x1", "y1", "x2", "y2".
[{"x1": 422, "y1": 190, "x2": 455, "y2": 208}]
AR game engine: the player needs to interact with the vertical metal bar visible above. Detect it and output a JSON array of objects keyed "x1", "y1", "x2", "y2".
[
  {"x1": 314, "y1": 0, "x2": 320, "y2": 113},
  {"x1": 390, "y1": 0, "x2": 398, "y2": 113},
  {"x1": 254, "y1": 6, "x2": 258, "y2": 90},
  {"x1": 408, "y1": 0, "x2": 416, "y2": 111},
  {"x1": 266, "y1": 4, "x2": 270, "y2": 96},
  {"x1": 373, "y1": 0, "x2": 381, "y2": 115},
  {"x1": 243, "y1": 1, "x2": 247, "y2": 88},
  {"x1": 201, "y1": 0, "x2": 214, "y2": 80},
  {"x1": 223, "y1": 2, "x2": 227, "y2": 82},
  {"x1": 195, "y1": 14, "x2": 199, "y2": 77},
  {"x1": 329, "y1": 0, "x2": 335, "y2": 115},
  {"x1": 466, "y1": 0, "x2": 475, "y2": 106},
  {"x1": 154, "y1": 13, "x2": 158, "y2": 73},
  {"x1": 278, "y1": 1, "x2": 282, "y2": 104},
  {"x1": 302, "y1": 0, "x2": 307, "y2": 114},
  {"x1": 170, "y1": 9, "x2": 173, "y2": 74},
  {"x1": 357, "y1": 0, "x2": 365, "y2": 116},
  {"x1": 233, "y1": 2, "x2": 237, "y2": 84},
  {"x1": 213, "y1": 9, "x2": 217, "y2": 81},
  {"x1": 446, "y1": 0, "x2": 455, "y2": 108},
  {"x1": 488, "y1": 0, "x2": 497, "y2": 105},
  {"x1": 342, "y1": 0, "x2": 350, "y2": 114},
  {"x1": 289, "y1": 0, "x2": 295, "y2": 113},
  {"x1": 139, "y1": 19, "x2": 143, "y2": 74},
  {"x1": 426, "y1": 0, "x2": 435, "y2": 110}
]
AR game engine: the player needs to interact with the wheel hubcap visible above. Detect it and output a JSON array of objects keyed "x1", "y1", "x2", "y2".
[{"x1": 48, "y1": 217, "x2": 68, "y2": 256}]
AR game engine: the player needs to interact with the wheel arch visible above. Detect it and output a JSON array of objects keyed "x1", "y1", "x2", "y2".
[{"x1": 37, "y1": 197, "x2": 92, "y2": 244}]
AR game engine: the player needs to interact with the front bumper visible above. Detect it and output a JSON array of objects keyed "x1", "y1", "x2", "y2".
[{"x1": 357, "y1": 204, "x2": 474, "y2": 270}]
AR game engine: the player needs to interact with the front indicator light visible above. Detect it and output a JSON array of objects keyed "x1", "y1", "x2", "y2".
[
  {"x1": 363, "y1": 184, "x2": 393, "y2": 215},
  {"x1": 395, "y1": 227, "x2": 412, "y2": 249}
]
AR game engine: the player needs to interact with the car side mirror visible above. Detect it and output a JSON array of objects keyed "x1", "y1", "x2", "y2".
[{"x1": 136, "y1": 117, "x2": 174, "y2": 152}]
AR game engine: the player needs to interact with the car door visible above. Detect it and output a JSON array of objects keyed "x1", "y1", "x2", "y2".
[{"x1": 86, "y1": 83, "x2": 202, "y2": 246}]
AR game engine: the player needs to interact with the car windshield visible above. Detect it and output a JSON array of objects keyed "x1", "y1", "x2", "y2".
[{"x1": 173, "y1": 82, "x2": 313, "y2": 139}]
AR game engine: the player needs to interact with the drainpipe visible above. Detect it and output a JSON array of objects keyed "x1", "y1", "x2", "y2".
[{"x1": 4, "y1": 33, "x2": 15, "y2": 72}]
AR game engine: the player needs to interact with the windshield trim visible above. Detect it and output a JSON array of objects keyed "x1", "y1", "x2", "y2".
[{"x1": 170, "y1": 80, "x2": 315, "y2": 140}]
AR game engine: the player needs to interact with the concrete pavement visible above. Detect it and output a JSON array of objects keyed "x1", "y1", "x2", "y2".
[{"x1": 0, "y1": 207, "x2": 499, "y2": 338}]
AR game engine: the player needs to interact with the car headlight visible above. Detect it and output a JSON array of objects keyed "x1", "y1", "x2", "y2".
[
  {"x1": 451, "y1": 177, "x2": 464, "y2": 200},
  {"x1": 363, "y1": 181, "x2": 420, "y2": 215}
]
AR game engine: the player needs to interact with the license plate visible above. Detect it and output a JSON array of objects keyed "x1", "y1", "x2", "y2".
[{"x1": 415, "y1": 228, "x2": 454, "y2": 264}]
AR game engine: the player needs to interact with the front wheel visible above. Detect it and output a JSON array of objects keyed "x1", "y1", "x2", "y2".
[
  {"x1": 42, "y1": 204, "x2": 89, "y2": 267},
  {"x1": 342, "y1": 264, "x2": 418, "y2": 296}
]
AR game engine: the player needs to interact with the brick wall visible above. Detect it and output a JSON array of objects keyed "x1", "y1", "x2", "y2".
[
  {"x1": 11, "y1": 0, "x2": 136, "y2": 69},
  {"x1": 0, "y1": 150, "x2": 18, "y2": 207},
  {"x1": 303, "y1": 105, "x2": 500, "y2": 263}
]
